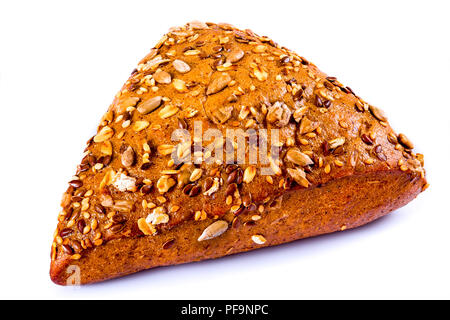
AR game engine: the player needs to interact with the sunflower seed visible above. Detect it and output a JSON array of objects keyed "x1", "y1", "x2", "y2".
[
  {"x1": 369, "y1": 105, "x2": 387, "y2": 122},
  {"x1": 137, "y1": 218, "x2": 156, "y2": 235},
  {"x1": 293, "y1": 107, "x2": 308, "y2": 122},
  {"x1": 188, "y1": 21, "x2": 209, "y2": 29},
  {"x1": 398, "y1": 133, "x2": 414, "y2": 149},
  {"x1": 157, "y1": 144, "x2": 175, "y2": 156},
  {"x1": 173, "y1": 59, "x2": 191, "y2": 73},
  {"x1": 206, "y1": 73, "x2": 232, "y2": 95},
  {"x1": 121, "y1": 146, "x2": 135, "y2": 167},
  {"x1": 269, "y1": 157, "x2": 282, "y2": 175},
  {"x1": 266, "y1": 101, "x2": 291, "y2": 127},
  {"x1": 100, "y1": 141, "x2": 113, "y2": 155},
  {"x1": 132, "y1": 120, "x2": 150, "y2": 132},
  {"x1": 251, "y1": 234, "x2": 266, "y2": 244},
  {"x1": 120, "y1": 96, "x2": 140, "y2": 109},
  {"x1": 252, "y1": 64, "x2": 268, "y2": 81},
  {"x1": 184, "y1": 49, "x2": 201, "y2": 56},
  {"x1": 146, "y1": 207, "x2": 169, "y2": 225},
  {"x1": 189, "y1": 168, "x2": 203, "y2": 182},
  {"x1": 286, "y1": 148, "x2": 313, "y2": 166},
  {"x1": 173, "y1": 79, "x2": 188, "y2": 92},
  {"x1": 176, "y1": 141, "x2": 191, "y2": 160},
  {"x1": 198, "y1": 220, "x2": 229, "y2": 241},
  {"x1": 328, "y1": 137, "x2": 346, "y2": 149},
  {"x1": 138, "y1": 48, "x2": 158, "y2": 64},
  {"x1": 137, "y1": 96, "x2": 163, "y2": 114},
  {"x1": 153, "y1": 70, "x2": 172, "y2": 84},
  {"x1": 299, "y1": 117, "x2": 318, "y2": 134},
  {"x1": 286, "y1": 168, "x2": 309, "y2": 188},
  {"x1": 226, "y1": 47, "x2": 245, "y2": 63},
  {"x1": 156, "y1": 175, "x2": 176, "y2": 193},
  {"x1": 158, "y1": 104, "x2": 179, "y2": 119},
  {"x1": 243, "y1": 166, "x2": 256, "y2": 183},
  {"x1": 94, "y1": 126, "x2": 114, "y2": 143},
  {"x1": 208, "y1": 105, "x2": 233, "y2": 124}
]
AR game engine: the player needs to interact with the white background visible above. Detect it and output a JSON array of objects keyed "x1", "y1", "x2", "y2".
[{"x1": 0, "y1": 0, "x2": 449, "y2": 299}]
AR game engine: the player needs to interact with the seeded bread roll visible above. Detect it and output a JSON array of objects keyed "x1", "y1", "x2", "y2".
[{"x1": 50, "y1": 21, "x2": 427, "y2": 285}]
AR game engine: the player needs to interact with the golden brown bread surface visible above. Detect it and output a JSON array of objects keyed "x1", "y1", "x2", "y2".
[{"x1": 50, "y1": 21, "x2": 427, "y2": 285}]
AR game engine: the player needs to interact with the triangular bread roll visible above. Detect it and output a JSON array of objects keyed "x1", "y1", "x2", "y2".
[{"x1": 50, "y1": 21, "x2": 427, "y2": 285}]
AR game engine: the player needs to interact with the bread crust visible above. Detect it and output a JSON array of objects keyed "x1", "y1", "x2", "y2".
[
  {"x1": 51, "y1": 169, "x2": 424, "y2": 285},
  {"x1": 50, "y1": 21, "x2": 427, "y2": 285}
]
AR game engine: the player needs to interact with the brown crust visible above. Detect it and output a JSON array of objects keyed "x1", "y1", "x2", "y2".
[
  {"x1": 51, "y1": 169, "x2": 424, "y2": 285},
  {"x1": 50, "y1": 21, "x2": 427, "y2": 285}
]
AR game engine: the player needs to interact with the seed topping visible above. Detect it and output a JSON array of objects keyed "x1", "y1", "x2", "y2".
[
  {"x1": 121, "y1": 146, "x2": 135, "y2": 168},
  {"x1": 206, "y1": 73, "x2": 232, "y2": 95},
  {"x1": 173, "y1": 59, "x2": 191, "y2": 73},
  {"x1": 53, "y1": 21, "x2": 426, "y2": 259},
  {"x1": 198, "y1": 220, "x2": 229, "y2": 241},
  {"x1": 251, "y1": 234, "x2": 266, "y2": 244},
  {"x1": 153, "y1": 70, "x2": 172, "y2": 84},
  {"x1": 286, "y1": 148, "x2": 314, "y2": 166},
  {"x1": 137, "y1": 96, "x2": 163, "y2": 114}
]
